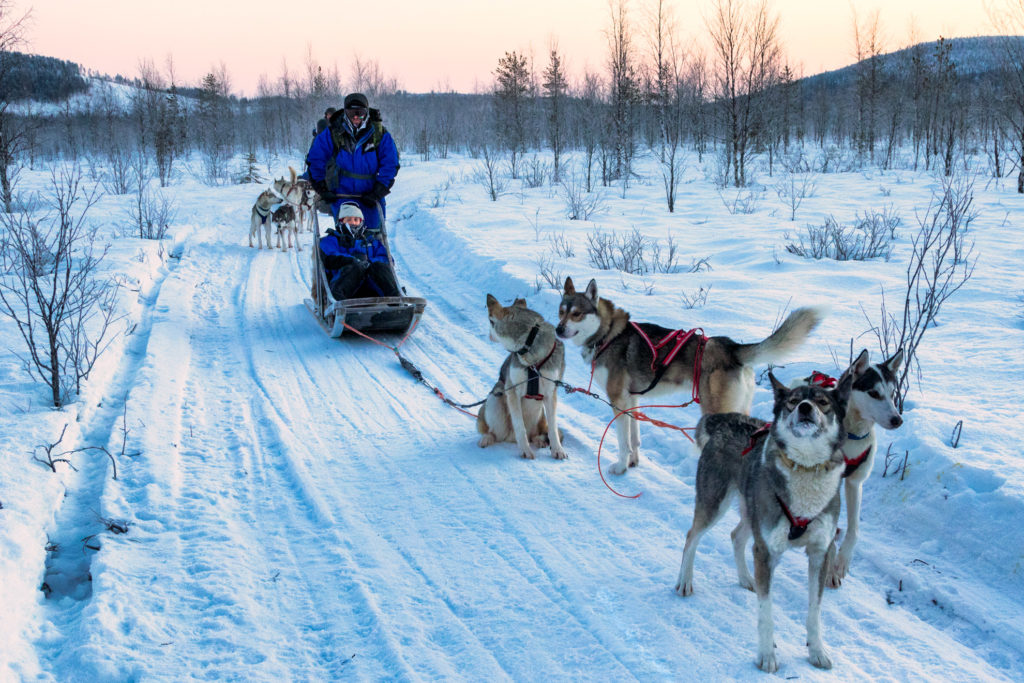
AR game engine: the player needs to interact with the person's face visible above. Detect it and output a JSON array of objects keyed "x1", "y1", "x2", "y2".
[
  {"x1": 340, "y1": 215, "x2": 364, "y2": 228},
  {"x1": 345, "y1": 106, "x2": 368, "y2": 126}
]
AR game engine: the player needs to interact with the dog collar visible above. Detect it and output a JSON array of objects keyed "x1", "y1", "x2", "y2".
[
  {"x1": 777, "y1": 450, "x2": 834, "y2": 475},
  {"x1": 847, "y1": 431, "x2": 870, "y2": 440},
  {"x1": 516, "y1": 325, "x2": 540, "y2": 356}
]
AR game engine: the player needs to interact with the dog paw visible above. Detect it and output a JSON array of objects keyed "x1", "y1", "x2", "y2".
[
  {"x1": 827, "y1": 557, "x2": 850, "y2": 589},
  {"x1": 609, "y1": 462, "x2": 628, "y2": 476},
  {"x1": 521, "y1": 450, "x2": 537, "y2": 460},
  {"x1": 530, "y1": 434, "x2": 549, "y2": 448},
  {"x1": 756, "y1": 652, "x2": 779, "y2": 673},
  {"x1": 551, "y1": 447, "x2": 568, "y2": 460},
  {"x1": 808, "y1": 646, "x2": 833, "y2": 670},
  {"x1": 738, "y1": 575, "x2": 755, "y2": 592},
  {"x1": 477, "y1": 434, "x2": 496, "y2": 448},
  {"x1": 674, "y1": 580, "x2": 694, "y2": 597}
]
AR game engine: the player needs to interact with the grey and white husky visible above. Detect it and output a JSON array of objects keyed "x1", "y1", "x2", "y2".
[
  {"x1": 804, "y1": 348, "x2": 903, "y2": 588},
  {"x1": 556, "y1": 276, "x2": 825, "y2": 475},
  {"x1": 478, "y1": 295, "x2": 567, "y2": 460},
  {"x1": 249, "y1": 188, "x2": 282, "y2": 249},
  {"x1": 675, "y1": 371, "x2": 853, "y2": 672}
]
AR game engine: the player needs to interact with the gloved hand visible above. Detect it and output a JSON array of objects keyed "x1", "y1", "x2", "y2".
[{"x1": 360, "y1": 181, "x2": 390, "y2": 205}]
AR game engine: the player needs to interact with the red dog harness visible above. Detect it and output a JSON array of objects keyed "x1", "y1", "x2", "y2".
[{"x1": 628, "y1": 322, "x2": 705, "y2": 402}]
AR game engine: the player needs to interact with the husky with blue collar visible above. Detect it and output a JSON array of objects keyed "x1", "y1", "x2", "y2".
[
  {"x1": 675, "y1": 370, "x2": 853, "y2": 672},
  {"x1": 249, "y1": 188, "x2": 283, "y2": 249},
  {"x1": 804, "y1": 348, "x2": 904, "y2": 588}
]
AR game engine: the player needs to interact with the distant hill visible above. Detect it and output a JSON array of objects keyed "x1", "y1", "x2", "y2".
[
  {"x1": 0, "y1": 51, "x2": 90, "y2": 102},
  {"x1": 799, "y1": 35, "x2": 1024, "y2": 92}
]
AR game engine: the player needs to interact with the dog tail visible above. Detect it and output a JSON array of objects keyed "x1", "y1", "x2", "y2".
[{"x1": 734, "y1": 305, "x2": 828, "y2": 367}]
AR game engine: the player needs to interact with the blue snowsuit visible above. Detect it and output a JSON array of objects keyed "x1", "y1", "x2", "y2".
[
  {"x1": 318, "y1": 228, "x2": 399, "y2": 300},
  {"x1": 306, "y1": 115, "x2": 399, "y2": 231}
]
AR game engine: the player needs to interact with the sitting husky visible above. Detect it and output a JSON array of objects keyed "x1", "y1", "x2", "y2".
[
  {"x1": 478, "y1": 295, "x2": 567, "y2": 461},
  {"x1": 675, "y1": 371, "x2": 852, "y2": 672},
  {"x1": 556, "y1": 277, "x2": 825, "y2": 475},
  {"x1": 249, "y1": 188, "x2": 282, "y2": 249},
  {"x1": 805, "y1": 348, "x2": 903, "y2": 588}
]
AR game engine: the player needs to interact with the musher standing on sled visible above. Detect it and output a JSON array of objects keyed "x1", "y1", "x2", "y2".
[{"x1": 306, "y1": 92, "x2": 399, "y2": 231}]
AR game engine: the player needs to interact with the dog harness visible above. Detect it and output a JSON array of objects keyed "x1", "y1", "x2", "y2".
[
  {"x1": 628, "y1": 321, "x2": 706, "y2": 399},
  {"x1": 255, "y1": 204, "x2": 273, "y2": 224},
  {"x1": 775, "y1": 494, "x2": 813, "y2": 540},
  {"x1": 810, "y1": 371, "x2": 873, "y2": 478},
  {"x1": 516, "y1": 324, "x2": 558, "y2": 400},
  {"x1": 741, "y1": 423, "x2": 772, "y2": 456}
]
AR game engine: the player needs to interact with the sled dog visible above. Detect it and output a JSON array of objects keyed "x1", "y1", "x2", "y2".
[
  {"x1": 272, "y1": 167, "x2": 319, "y2": 233},
  {"x1": 556, "y1": 277, "x2": 825, "y2": 475},
  {"x1": 675, "y1": 371, "x2": 853, "y2": 672},
  {"x1": 800, "y1": 348, "x2": 903, "y2": 588},
  {"x1": 272, "y1": 204, "x2": 300, "y2": 251},
  {"x1": 478, "y1": 296, "x2": 567, "y2": 460},
  {"x1": 249, "y1": 189, "x2": 282, "y2": 249}
]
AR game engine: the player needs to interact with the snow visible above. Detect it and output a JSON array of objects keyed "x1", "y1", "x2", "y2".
[{"x1": 1, "y1": 148, "x2": 1023, "y2": 681}]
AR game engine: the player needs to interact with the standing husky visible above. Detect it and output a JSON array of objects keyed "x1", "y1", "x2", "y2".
[
  {"x1": 806, "y1": 348, "x2": 903, "y2": 588},
  {"x1": 478, "y1": 295, "x2": 567, "y2": 461},
  {"x1": 272, "y1": 167, "x2": 320, "y2": 233},
  {"x1": 556, "y1": 277, "x2": 825, "y2": 475},
  {"x1": 675, "y1": 371, "x2": 853, "y2": 672},
  {"x1": 272, "y1": 204, "x2": 300, "y2": 251},
  {"x1": 249, "y1": 189, "x2": 282, "y2": 249}
]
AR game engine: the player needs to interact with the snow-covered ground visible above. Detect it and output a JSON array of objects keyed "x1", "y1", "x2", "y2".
[{"x1": 1, "y1": 148, "x2": 1022, "y2": 681}]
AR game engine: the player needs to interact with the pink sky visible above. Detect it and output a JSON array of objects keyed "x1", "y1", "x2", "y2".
[{"x1": 12, "y1": 0, "x2": 1004, "y2": 96}]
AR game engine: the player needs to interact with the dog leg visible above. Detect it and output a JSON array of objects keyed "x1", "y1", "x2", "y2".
[
  {"x1": 829, "y1": 473, "x2": 863, "y2": 588},
  {"x1": 731, "y1": 517, "x2": 755, "y2": 591},
  {"x1": 627, "y1": 392, "x2": 641, "y2": 467},
  {"x1": 263, "y1": 222, "x2": 272, "y2": 250},
  {"x1": 753, "y1": 541, "x2": 779, "y2": 673},
  {"x1": 543, "y1": 392, "x2": 567, "y2": 460},
  {"x1": 505, "y1": 386, "x2": 537, "y2": 460},
  {"x1": 807, "y1": 544, "x2": 834, "y2": 669},
  {"x1": 295, "y1": 225, "x2": 302, "y2": 251}
]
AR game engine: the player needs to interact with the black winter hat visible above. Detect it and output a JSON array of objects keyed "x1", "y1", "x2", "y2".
[{"x1": 344, "y1": 92, "x2": 369, "y2": 109}]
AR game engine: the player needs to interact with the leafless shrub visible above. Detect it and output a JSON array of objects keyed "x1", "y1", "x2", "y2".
[
  {"x1": 586, "y1": 227, "x2": 646, "y2": 274},
  {"x1": 474, "y1": 147, "x2": 509, "y2": 201},
  {"x1": 560, "y1": 165, "x2": 606, "y2": 220},
  {"x1": 649, "y1": 233, "x2": 681, "y2": 274},
  {"x1": 125, "y1": 185, "x2": 177, "y2": 240},
  {"x1": 881, "y1": 443, "x2": 910, "y2": 480},
  {"x1": 863, "y1": 174, "x2": 977, "y2": 410},
  {"x1": 687, "y1": 256, "x2": 713, "y2": 273},
  {"x1": 775, "y1": 171, "x2": 817, "y2": 221},
  {"x1": 547, "y1": 230, "x2": 575, "y2": 258},
  {"x1": 0, "y1": 164, "x2": 122, "y2": 407},
  {"x1": 430, "y1": 173, "x2": 458, "y2": 208},
  {"x1": 680, "y1": 285, "x2": 711, "y2": 309},
  {"x1": 100, "y1": 146, "x2": 133, "y2": 195},
  {"x1": 718, "y1": 188, "x2": 763, "y2": 215},
  {"x1": 523, "y1": 155, "x2": 549, "y2": 188},
  {"x1": 786, "y1": 207, "x2": 900, "y2": 261},
  {"x1": 533, "y1": 255, "x2": 563, "y2": 291}
]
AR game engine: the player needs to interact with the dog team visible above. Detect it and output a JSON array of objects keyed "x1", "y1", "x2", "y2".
[
  {"x1": 248, "y1": 167, "x2": 320, "y2": 251},
  {"x1": 479, "y1": 276, "x2": 904, "y2": 673}
]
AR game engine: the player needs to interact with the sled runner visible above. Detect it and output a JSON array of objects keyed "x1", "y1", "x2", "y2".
[{"x1": 304, "y1": 197, "x2": 426, "y2": 337}]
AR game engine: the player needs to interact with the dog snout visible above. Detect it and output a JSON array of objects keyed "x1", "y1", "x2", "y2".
[
  {"x1": 798, "y1": 401, "x2": 814, "y2": 418},
  {"x1": 555, "y1": 323, "x2": 566, "y2": 338},
  {"x1": 889, "y1": 415, "x2": 903, "y2": 428}
]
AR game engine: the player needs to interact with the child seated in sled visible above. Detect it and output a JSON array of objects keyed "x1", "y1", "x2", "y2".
[{"x1": 318, "y1": 203, "x2": 399, "y2": 300}]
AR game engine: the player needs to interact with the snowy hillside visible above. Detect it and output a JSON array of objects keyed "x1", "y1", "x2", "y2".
[{"x1": 0, "y1": 150, "x2": 1022, "y2": 681}]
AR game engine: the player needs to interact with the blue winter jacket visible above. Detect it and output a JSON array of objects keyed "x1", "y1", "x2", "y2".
[
  {"x1": 307, "y1": 119, "x2": 399, "y2": 230},
  {"x1": 318, "y1": 229, "x2": 389, "y2": 281}
]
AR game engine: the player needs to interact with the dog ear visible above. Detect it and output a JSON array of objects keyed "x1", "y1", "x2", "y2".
[
  {"x1": 512, "y1": 297, "x2": 527, "y2": 309},
  {"x1": 843, "y1": 349, "x2": 870, "y2": 381},
  {"x1": 833, "y1": 371, "x2": 854, "y2": 408},
  {"x1": 563, "y1": 276, "x2": 575, "y2": 295},
  {"x1": 486, "y1": 294, "x2": 504, "y2": 318},
  {"x1": 585, "y1": 279, "x2": 598, "y2": 303},
  {"x1": 768, "y1": 371, "x2": 789, "y2": 404},
  {"x1": 884, "y1": 348, "x2": 904, "y2": 373}
]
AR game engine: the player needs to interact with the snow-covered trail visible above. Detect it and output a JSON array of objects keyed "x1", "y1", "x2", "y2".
[{"x1": 31, "y1": 163, "x2": 1022, "y2": 681}]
